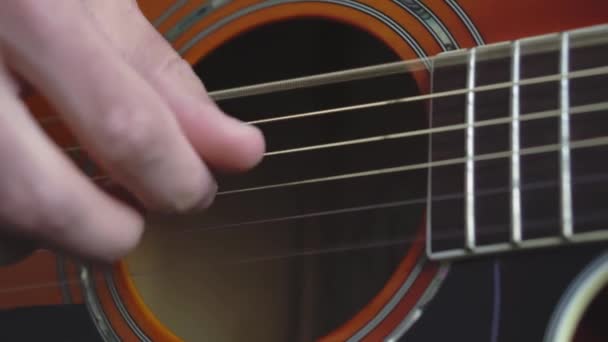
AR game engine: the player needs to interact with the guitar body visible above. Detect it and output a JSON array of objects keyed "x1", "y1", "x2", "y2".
[{"x1": 1, "y1": 1, "x2": 608, "y2": 341}]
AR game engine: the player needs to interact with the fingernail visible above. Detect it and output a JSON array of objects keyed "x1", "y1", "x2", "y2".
[{"x1": 195, "y1": 180, "x2": 218, "y2": 210}]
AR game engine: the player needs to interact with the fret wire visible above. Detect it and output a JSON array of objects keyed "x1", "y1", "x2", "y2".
[
  {"x1": 559, "y1": 32, "x2": 574, "y2": 239},
  {"x1": 429, "y1": 230, "x2": 608, "y2": 261},
  {"x1": 510, "y1": 40, "x2": 523, "y2": 245},
  {"x1": 465, "y1": 48, "x2": 477, "y2": 250}
]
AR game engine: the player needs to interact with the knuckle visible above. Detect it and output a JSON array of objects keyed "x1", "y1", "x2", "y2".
[
  {"x1": 159, "y1": 56, "x2": 191, "y2": 75},
  {"x1": 156, "y1": 55, "x2": 195, "y2": 82},
  {"x1": 154, "y1": 55, "x2": 207, "y2": 94},
  {"x1": 99, "y1": 106, "x2": 162, "y2": 167},
  {"x1": 118, "y1": 14, "x2": 174, "y2": 70}
]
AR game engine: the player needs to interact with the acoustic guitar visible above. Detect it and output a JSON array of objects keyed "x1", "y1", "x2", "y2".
[{"x1": 1, "y1": 1, "x2": 607, "y2": 341}]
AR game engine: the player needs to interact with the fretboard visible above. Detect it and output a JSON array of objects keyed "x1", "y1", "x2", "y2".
[{"x1": 427, "y1": 24, "x2": 608, "y2": 260}]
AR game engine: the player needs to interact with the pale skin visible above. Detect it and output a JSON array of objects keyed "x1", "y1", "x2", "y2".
[{"x1": 0, "y1": 1, "x2": 265, "y2": 262}]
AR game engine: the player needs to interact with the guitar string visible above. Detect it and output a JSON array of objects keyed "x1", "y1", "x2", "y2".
[
  {"x1": 0, "y1": 235, "x2": 416, "y2": 294},
  {"x1": 81, "y1": 134, "x2": 608, "y2": 198},
  {"x1": 40, "y1": 65, "x2": 608, "y2": 131},
  {"x1": 213, "y1": 211, "x2": 608, "y2": 266},
  {"x1": 2, "y1": 165, "x2": 607, "y2": 292},
  {"x1": 47, "y1": 66, "x2": 608, "y2": 196},
  {"x1": 79, "y1": 105, "x2": 608, "y2": 202},
  {"x1": 263, "y1": 101, "x2": 607, "y2": 156},
  {"x1": 209, "y1": 43, "x2": 607, "y2": 102},
  {"x1": 243, "y1": 65, "x2": 608, "y2": 126},
  {"x1": 54, "y1": 66, "x2": 608, "y2": 190},
  {"x1": 213, "y1": 136, "x2": 608, "y2": 195},
  {"x1": 2, "y1": 209, "x2": 608, "y2": 294},
  {"x1": 175, "y1": 172, "x2": 608, "y2": 233},
  {"x1": 5, "y1": 55, "x2": 603, "y2": 291},
  {"x1": 79, "y1": 100, "x2": 608, "y2": 180},
  {"x1": 5, "y1": 119, "x2": 602, "y2": 288},
  {"x1": 209, "y1": 58, "x2": 428, "y2": 101},
  {"x1": 5, "y1": 30, "x2": 608, "y2": 293}
]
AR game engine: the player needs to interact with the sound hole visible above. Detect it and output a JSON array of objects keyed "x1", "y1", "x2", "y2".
[{"x1": 126, "y1": 19, "x2": 426, "y2": 341}]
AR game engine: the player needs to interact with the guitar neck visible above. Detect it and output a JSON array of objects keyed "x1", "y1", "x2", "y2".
[{"x1": 427, "y1": 24, "x2": 608, "y2": 260}]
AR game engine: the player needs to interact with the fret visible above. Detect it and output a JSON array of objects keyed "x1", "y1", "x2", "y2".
[
  {"x1": 428, "y1": 49, "x2": 468, "y2": 254},
  {"x1": 569, "y1": 25, "x2": 608, "y2": 236},
  {"x1": 559, "y1": 32, "x2": 574, "y2": 239},
  {"x1": 465, "y1": 48, "x2": 477, "y2": 250},
  {"x1": 472, "y1": 42, "x2": 512, "y2": 246},
  {"x1": 518, "y1": 34, "x2": 563, "y2": 241},
  {"x1": 510, "y1": 40, "x2": 523, "y2": 245},
  {"x1": 428, "y1": 23, "x2": 608, "y2": 261}
]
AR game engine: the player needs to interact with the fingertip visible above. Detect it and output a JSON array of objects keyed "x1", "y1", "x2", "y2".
[
  {"x1": 226, "y1": 119, "x2": 266, "y2": 172},
  {"x1": 64, "y1": 181, "x2": 145, "y2": 263},
  {"x1": 208, "y1": 117, "x2": 266, "y2": 172},
  {"x1": 193, "y1": 176, "x2": 218, "y2": 210},
  {"x1": 175, "y1": 99, "x2": 266, "y2": 173},
  {"x1": 97, "y1": 202, "x2": 145, "y2": 262}
]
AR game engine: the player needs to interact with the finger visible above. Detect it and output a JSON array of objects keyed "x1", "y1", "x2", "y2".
[
  {"x1": 0, "y1": 1, "x2": 216, "y2": 212},
  {"x1": 84, "y1": 0, "x2": 265, "y2": 172},
  {"x1": 0, "y1": 61, "x2": 142, "y2": 262}
]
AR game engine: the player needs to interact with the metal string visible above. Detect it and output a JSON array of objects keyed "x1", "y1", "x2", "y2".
[
  {"x1": 218, "y1": 136, "x2": 608, "y2": 195},
  {"x1": 42, "y1": 64, "x2": 608, "y2": 194},
  {"x1": 263, "y1": 101, "x2": 607, "y2": 156},
  {"x1": 46, "y1": 62, "x2": 608, "y2": 193},
  {"x1": 1, "y1": 170, "x2": 607, "y2": 293},
  {"x1": 5, "y1": 26, "x2": 608, "y2": 294},
  {"x1": 177, "y1": 173, "x2": 608, "y2": 233},
  {"x1": 2, "y1": 209, "x2": 608, "y2": 294},
  {"x1": 63, "y1": 99, "x2": 608, "y2": 160},
  {"x1": 243, "y1": 66, "x2": 607, "y2": 125},
  {"x1": 76, "y1": 101, "x2": 608, "y2": 195},
  {"x1": 84, "y1": 134, "x2": 608, "y2": 193},
  {"x1": 39, "y1": 65, "x2": 608, "y2": 129},
  {"x1": 208, "y1": 59, "x2": 426, "y2": 101}
]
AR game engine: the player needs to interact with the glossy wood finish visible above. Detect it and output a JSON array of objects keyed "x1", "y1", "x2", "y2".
[{"x1": 0, "y1": 250, "x2": 80, "y2": 309}]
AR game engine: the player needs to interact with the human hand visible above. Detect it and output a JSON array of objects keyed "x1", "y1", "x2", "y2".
[{"x1": 0, "y1": 0, "x2": 264, "y2": 262}]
